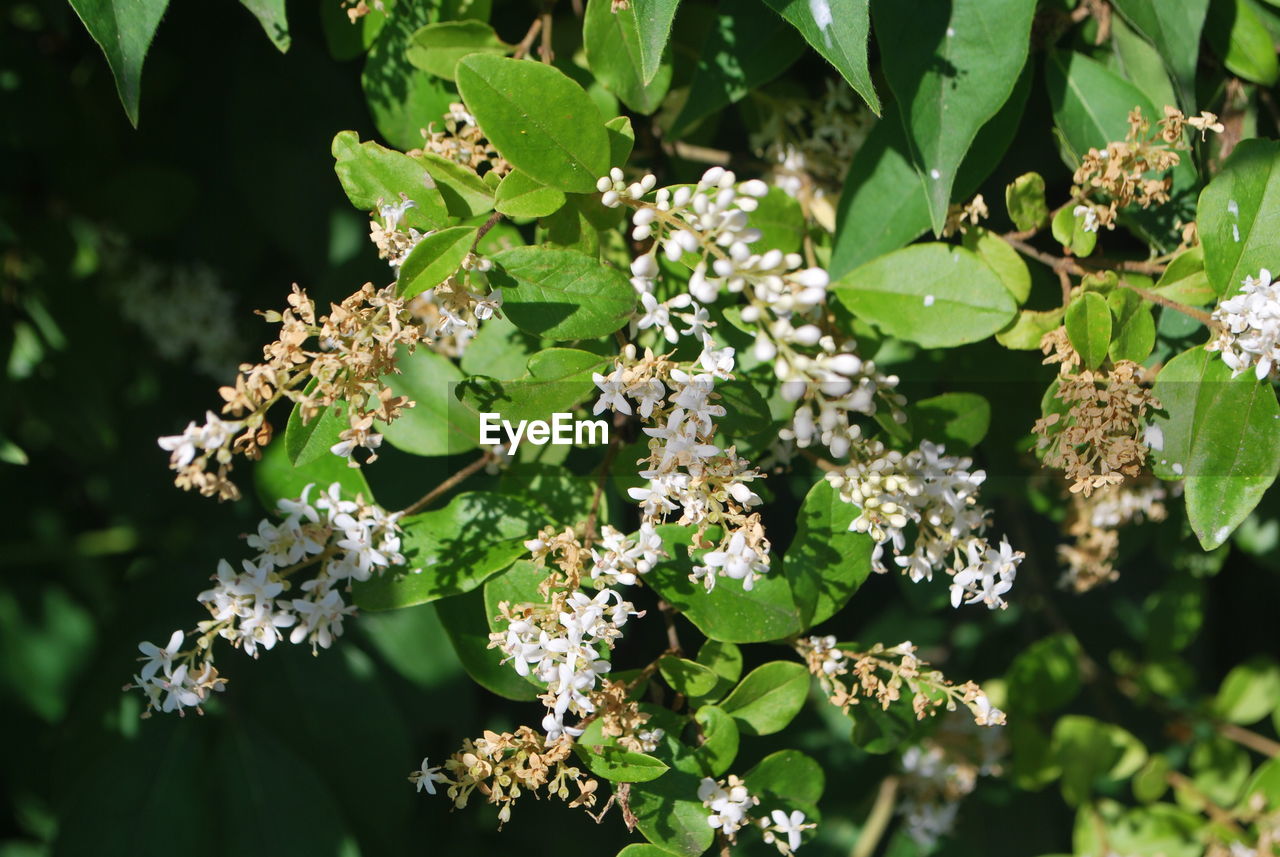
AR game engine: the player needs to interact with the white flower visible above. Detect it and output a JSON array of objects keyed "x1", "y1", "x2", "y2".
[
  {"x1": 409, "y1": 757, "x2": 448, "y2": 795},
  {"x1": 765, "y1": 809, "x2": 809, "y2": 852},
  {"x1": 1209, "y1": 269, "x2": 1280, "y2": 380},
  {"x1": 1073, "y1": 204, "x2": 1100, "y2": 232},
  {"x1": 290, "y1": 588, "x2": 356, "y2": 651},
  {"x1": 137, "y1": 630, "x2": 185, "y2": 680},
  {"x1": 593, "y1": 368, "x2": 633, "y2": 415}
]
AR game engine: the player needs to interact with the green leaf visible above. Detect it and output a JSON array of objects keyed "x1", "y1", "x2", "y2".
[
  {"x1": 963, "y1": 227, "x2": 1032, "y2": 303},
  {"x1": 1005, "y1": 633, "x2": 1082, "y2": 715},
  {"x1": 67, "y1": 0, "x2": 169, "y2": 126},
  {"x1": 1006, "y1": 172, "x2": 1049, "y2": 232},
  {"x1": 1108, "y1": 288, "x2": 1157, "y2": 363},
  {"x1": 647, "y1": 525, "x2": 802, "y2": 643},
  {"x1": 380, "y1": 346, "x2": 481, "y2": 457},
  {"x1": 719, "y1": 661, "x2": 810, "y2": 736},
  {"x1": 660, "y1": 656, "x2": 721, "y2": 697},
  {"x1": 284, "y1": 395, "x2": 348, "y2": 469},
  {"x1": 353, "y1": 493, "x2": 542, "y2": 609},
  {"x1": 1133, "y1": 755, "x2": 1171, "y2": 803},
  {"x1": 363, "y1": 5, "x2": 455, "y2": 151},
  {"x1": 1214, "y1": 656, "x2": 1280, "y2": 724},
  {"x1": 616, "y1": 847, "x2": 685, "y2": 857},
  {"x1": 744, "y1": 749, "x2": 825, "y2": 805},
  {"x1": 493, "y1": 246, "x2": 635, "y2": 340},
  {"x1": 1206, "y1": 0, "x2": 1280, "y2": 85},
  {"x1": 575, "y1": 744, "x2": 670, "y2": 783},
  {"x1": 873, "y1": 0, "x2": 1036, "y2": 234},
  {"x1": 1111, "y1": 0, "x2": 1210, "y2": 107},
  {"x1": 1065, "y1": 292, "x2": 1113, "y2": 370},
  {"x1": 406, "y1": 20, "x2": 509, "y2": 81},
  {"x1": 997, "y1": 307, "x2": 1065, "y2": 350},
  {"x1": 1108, "y1": 10, "x2": 1181, "y2": 113},
  {"x1": 331, "y1": 131, "x2": 449, "y2": 231},
  {"x1": 750, "y1": 187, "x2": 806, "y2": 254},
  {"x1": 629, "y1": 770, "x2": 716, "y2": 857},
  {"x1": 1052, "y1": 715, "x2": 1148, "y2": 806},
  {"x1": 762, "y1": 0, "x2": 878, "y2": 113},
  {"x1": 585, "y1": 0, "x2": 673, "y2": 114},
  {"x1": 419, "y1": 150, "x2": 496, "y2": 219},
  {"x1": 494, "y1": 170, "x2": 567, "y2": 219},
  {"x1": 1051, "y1": 205, "x2": 1099, "y2": 258},
  {"x1": 1150, "y1": 346, "x2": 1280, "y2": 549},
  {"x1": 632, "y1": 0, "x2": 681, "y2": 85},
  {"x1": 436, "y1": 588, "x2": 541, "y2": 700},
  {"x1": 239, "y1": 0, "x2": 290, "y2": 52},
  {"x1": 695, "y1": 640, "x2": 743, "y2": 702},
  {"x1": 910, "y1": 392, "x2": 991, "y2": 452},
  {"x1": 396, "y1": 226, "x2": 477, "y2": 298},
  {"x1": 606, "y1": 115, "x2": 636, "y2": 166},
  {"x1": 460, "y1": 348, "x2": 609, "y2": 425},
  {"x1": 456, "y1": 55, "x2": 610, "y2": 193},
  {"x1": 832, "y1": 243, "x2": 1018, "y2": 347},
  {"x1": 255, "y1": 439, "x2": 371, "y2": 511},
  {"x1": 690, "y1": 706, "x2": 739, "y2": 776},
  {"x1": 1046, "y1": 49, "x2": 1157, "y2": 162},
  {"x1": 783, "y1": 480, "x2": 874, "y2": 628},
  {"x1": 670, "y1": 0, "x2": 806, "y2": 136},
  {"x1": 1154, "y1": 246, "x2": 1215, "y2": 306},
  {"x1": 1198, "y1": 139, "x2": 1280, "y2": 297}
]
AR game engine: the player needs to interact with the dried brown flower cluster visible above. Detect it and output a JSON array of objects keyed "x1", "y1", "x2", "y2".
[
  {"x1": 1071, "y1": 106, "x2": 1222, "y2": 232},
  {"x1": 159, "y1": 282, "x2": 423, "y2": 501},
  {"x1": 589, "y1": 678, "x2": 662, "y2": 753},
  {"x1": 432, "y1": 727, "x2": 599, "y2": 825},
  {"x1": 340, "y1": 0, "x2": 383, "y2": 22},
  {"x1": 942, "y1": 194, "x2": 989, "y2": 238},
  {"x1": 797, "y1": 637, "x2": 1005, "y2": 727},
  {"x1": 412, "y1": 103, "x2": 509, "y2": 176},
  {"x1": 1033, "y1": 328, "x2": 1160, "y2": 496},
  {"x1": 1058, "y1": 479, "x2": 1169, "y2": 592}
]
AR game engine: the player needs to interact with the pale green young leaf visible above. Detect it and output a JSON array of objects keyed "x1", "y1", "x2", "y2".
[
  {"x1": 1108, "y1": 288, "x2": 1156, "y2": 363},
  {"x1": 418, "y1": 150, "x2": 495, "y2": 219},
  {"x1": 1006, "y1": 172, "x2": 1049, "y2": 232},
  {"x1": 1153, "y1": 246, "x2": 1214, "y2": 306},
  {"x1": 574, "y1": 744, "x2": 670, "y2": 783},
  {"x1": 1214, "y1": 657, "x2": 1280, "y2": 724},
  {"x1": 997, "y1": 307, "x2": 1065, "y2": 350},
  {"x1": 963, "y1": 228, "x2": 1031, "y2": 304}
]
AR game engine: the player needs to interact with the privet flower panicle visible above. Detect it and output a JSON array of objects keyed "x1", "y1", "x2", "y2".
[
  {"x1": 126, "y1": 483, "x2": 407, "y2": 715},
  {"x1": 1209, "y1": 269, "x2": 1280, "y2": 380},
  {"x1": 1059, "y1": 478, "x2": 1171, "y2": 592},
  {"x1": 1034, "y1": 328, "x2": 1160, "y2": 496},
  {"x1": 896, "y1": 713, "x2": 1008, "y2": 847},
  {"x1": 825, "y1": 440, "x2": 1022, "y2": 609},
  {"x1": 798, "y1": 637, "x2": 1007, "y2": 727},
  {"x1": 697, "y1": 774, "x2": 815, "y2": 853},
  {"x1": 118, "y1": 262, "x2": 242, "y2": 378}
]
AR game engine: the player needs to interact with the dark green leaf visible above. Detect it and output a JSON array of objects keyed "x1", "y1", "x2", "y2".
[
  {"x1": 762, "y1": 0, "x2": 878, "y2": 113},
  {"x1": 1206, "y1": 0, "x2": 1280, "y2": 85},
  {"x1": 744, "y1": 749, "x2": 824, "y2": 805},
  {"x1": 284, "y1": 394, "x2": 349, "y2": 468},
  {"x1": 632, "y1": 0, "x2": 681, "y2": 85},
  {"x1": 254, "y1": 438, "x2": 372, "y2": 511},
  {"x1": 1198, "y1": 139, "x2": 1280, "y2": 297},
  {"x1": 910, "y1": 392, "x2": 992, "y2": 452},
  {"x1": 436, "y1": 588, "x2": 541, "y2": 700},
  {"x1": 629, "y1": 770, "x2": 716, "y2": 857},
  {"x1": 67, "y1": 0, "x2": 169, "y2": 126},
  {"x1": 784, "y1": 479, "x2": 873, "y2": 628},
  {"x1": 719, "y1": 661, "x2": 810, "y2": 735},
  {"x1": 660, "y1": 656, "x2": 721, "y2": 697},
  {"x1": 460, "y1": 347, "x2": 609, "y2": 425},
  {"x1": 363, "y1": 5, "x2": 455, "y2": 150},
  {"x1": 1108, "y1": 288, "x2": 1156, "y2": 363},
  {"x1": 380, "y1": 346, "x2": 481, "y2": 457},
  {"x1": 691, "y1": 705, "x2": 739, "y2": 776},
  {"x1": 239, "y1": 0, "x2": 290, "y2": 52},
  {"x1": 585, "y1": 0, "x2": 674, "y2": 114},
  {"x1": 1111, "y1": 0, "x2": 1210, "y2": 107},
  {"x1": 494, "y1": 246, "x2": 635, "y2": 340}
]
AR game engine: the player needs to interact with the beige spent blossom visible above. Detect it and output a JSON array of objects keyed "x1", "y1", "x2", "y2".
[
  {"x1": 411, "y1": 103, "x2": 509, "y2": 176},
  {"x1": 1058, "y1": 478, "x2": 1170, "y2": 592},
  {"x1": 942, "y1": 194, "x2": 990, "y2": 238}
]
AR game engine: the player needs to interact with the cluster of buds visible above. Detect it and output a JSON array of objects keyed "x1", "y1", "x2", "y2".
[
  {"x1": 798, "y1": 637, "x2": 1006, "y2": 727},
  {"x1": 1071, "y1": 105, "x2": 1221, "y2": 233},
  {"x1": 825, "y1": 440, "x2": 1022, "y2": 609},
  {"x1": 1034, "y1": 328, "x2": 1160, "y2": 496},
  {"x1": 1209, "y1": 269, "x2": 1280, "y2": 380},
  {"x1": 127, "y1": 483, "x2": 406, "y2": 715},
  {"x1": 698, "y1": 775, "x2": 814, "y2": 854},
  {"x1": 411, "y1": 727, "x2": 598, "y2": 825}
]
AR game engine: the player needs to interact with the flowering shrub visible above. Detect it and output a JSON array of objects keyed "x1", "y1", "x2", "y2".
[{"x1": 7, "y1": 0, "x2": 1280, "y2": 855}]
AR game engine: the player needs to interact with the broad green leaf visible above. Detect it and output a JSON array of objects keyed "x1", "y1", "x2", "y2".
[
  {"x1": 1108, "y1": 288, "x2": 1156, "y2": 363},
  {"x1": 493, "y1": 246, "x2": 635, "y2": 340},
  {"x1": 436, "y1": 588, "x2": 540, "y2": 700},
  {"x1": 320, "y1": 0, "x2": 385, "y2": 61},
  {"x1": 1150, "y1": 346, "x2": 1280, "y2": 549},
  {"x1": 1052, "y1": 715, "x2": 1148, "y2": 806},
  {"x1": 1189, "y1": 735, "x2": 1251, "y2": 807},
  {"x1": 456, "y1": 55, "x2": 610, "y2": 193},
  {"x1": 629, "y1": 770, "x2": 716, "y2": 857},
  {"x1": 331, "y1": 131, "x2": 449, "y2": 230},
  {"x1": 690, "y1": 706, "x2": 739, "y2": 776},
  {"x1": 67, "y1": 0, "x2": 169, "y2": 126},
  {"x1": 494, "y1": 170, "x2": 567, "y2": 219},
  {"x1": 669, "y1": 0, "x2": 806, "y2": 136},
  {"x1": 832, "y1": 243, "x2": 1018, "y2": 347},
  {"x1": 783, "y1": 480, "x2": 873, "y2": 628},
  {"x1": 910, "y1": 392, "x2": 991, "y2": 452},
  {"x1": 647, "y1": 525, "x2": 802, "y2": 643},
  {"x1": 353, "y1": 492, "x2": 542, "y2": 608},
  {"x1": 1198, "y1": 139, "x2": 1280, "y2": 297},
  {"x1": 1065, "y1": 292, "x2": 1112, "y2": 370},
  {"x1": 255, "y1": 439, "x2": 371, "y2": 511},
  {"x1": 1108, "y1": 12, "x2": 1181, "y2": 113},
  {"x1": 406, "y1": 20, "x2": 509, "y2": 81},
  {"x1": 719, "y1": 661, "x2": 810, "y2": 735},
  {"x1": 1214, "y1": 656, "x2": 1280, "y2": 724},
  {"x1": 695, "y1": 640, "x2": 743, "y2": 702},
  {"x1": 873, "y1": 0, "x2": 1036, "y2": 234},
  {"x1": 239, "y1": 0, "x2": 290, "y2": 52},
  {"x1": 1005, "y1": 633, "x2": 1082, "y2": 714},
  {"x1": 284, "y1": 394, "x2": 348, "y2": 468},
  {"x1": 574, "y1": 744, "x2": 670, "y2": 783},
  {"x1": 419, "y1": 150, "x2": 495, "y2": 219},
  {"x1": 762, "y1": 0, "x2": 879, "y2": 113},
  {"x1": 997, "y1": 307, "x2": 1065, "y2": 350},
  {"x1": 660, "y1": 656, "x2": 721, "y2": 697},
  {"x1": 1133, "y1": 755, "x2": 1172, "y2": 803},
  {"x1": 359, "y1": 605, "x2": 463, "y2": 688},
  {"x1": 1206, "y1": 0, "x2": 1280, "y2": 85},
  {"x1": 1111, "y1": 0, "x2": 1209, "y2": 108},
  {"x1": 1006, "y1": 172, "x2": 1049, "y2": 232},
  {"x1": 380, "y1": 346, "x2": 481, "y2": 457},
  {"x1": 363, "y1": 4, "x2": 455, "y2": 150},
  {"x1": 1052, "y1": 205, "x2": 1099, "y2": 258},
  {"x1": 585, "y1": 0, "x2": 673, "y2": 114},
  {"x1": 750, "y1": 187, "x2": 806, "y2": 254},
  {"x1": 1154, "y1": 246, "x2": 1214, "y2": 306},
  {"x1": 632, "y1": 0, "x2": 681, "y2": 85},
  {"x1": 1073, "y1": 800, "x2": 1201, "y2": 857},
  {"x1": 744, "y1": 749, "x2": 825, "y2": 805},
  {"x1": 963, "y1": 228, "x2": 1031, "y2": 303},
  {"x1": 606, "y1": 115, "x2": 637, "y2": 166},
  {"x1": 396, "y1": 226, "x2": 477, "y2": 298},
  {"x1": 460, "y1": 348, "x2": 609, "y2": 425}
]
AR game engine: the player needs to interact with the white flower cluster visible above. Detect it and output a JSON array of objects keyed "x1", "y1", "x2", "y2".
[
  {"x1": 897, "y1": 719, "x2": 1006, "y2": 848},
  {"x1": 1209, "y1": 269, "x2": 1280, "y2": 380},
  {"x1": 493, "y1": 588, "x2": 641, "y2": 741},
  {"x1": 590, "y1": 523, "x2": 664, "y2": 587},
  {"x1": 119, "y1": 263, "x2": 242, "y2": 378},
  {"x1": 158, "y1": 410, "x2": 243, "y2": 476},
  {"x1": 697, "y1": 776, "x2": 813, "y2": 854},
  {"x1": 128, "y1": 483, "x2": 407, "y2": 716},
  {"x1": 825, "y1": 441, "x2": 1022, "y2": 609}
]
